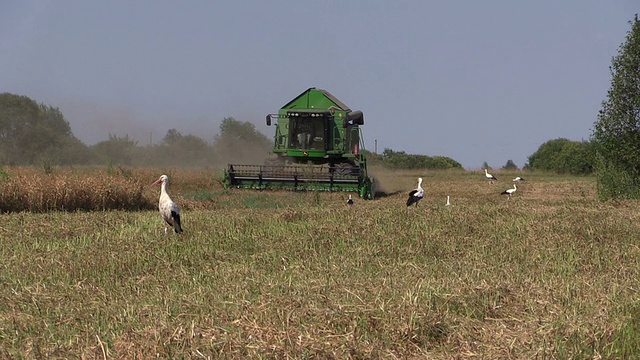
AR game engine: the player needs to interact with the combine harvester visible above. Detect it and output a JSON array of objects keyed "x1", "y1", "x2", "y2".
[{"x1": 223, "y1": 87, "x2": 375, "y2": 199}]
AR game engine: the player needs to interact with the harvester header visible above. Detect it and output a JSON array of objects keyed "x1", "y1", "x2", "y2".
[{"x1": 224, "y1": 88, "x2": 374, "y2": 199}]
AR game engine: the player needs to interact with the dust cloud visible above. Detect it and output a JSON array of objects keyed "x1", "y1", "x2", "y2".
[
  {"x1": 57, "y1": 98, "x2": 276, "y2": 168},
  {"x1": 211, "y1": 140, "x2": 274, "y2": 168}
]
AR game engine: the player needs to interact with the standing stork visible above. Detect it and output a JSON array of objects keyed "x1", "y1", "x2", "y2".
[
  {"x1": 484, "y1": 169, "x2": 498, "y2": 184},
  {"x1": 501, "y1": 183, "x2": 517, "y2": 199},
  {"x1": 152, "y1": 174, "x2": 183, "y2": 234},
  {"x1": 512, "y1": 176, "x2": 526, "y2": 182},
  {"x1": 347, "y1": 194, "x2": 354, "y2": 205},
  {"x1": 406, "y1": 177, "x2": 424, "y2": 207},
  {"x1": 445, "y1": 195, "x2": 451, "y2": 206}
]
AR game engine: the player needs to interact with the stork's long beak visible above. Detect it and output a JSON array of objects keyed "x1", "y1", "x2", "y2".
[{"x1": 151, "y1": 178, "x2": 162, "y2": 186}]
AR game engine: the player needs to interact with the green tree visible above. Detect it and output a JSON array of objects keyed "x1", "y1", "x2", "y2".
[
  {"x1": 91, "y1": 134, "x2": 138, "y2": 165},
  {"x1": 134, "y1": 129, "x2": 215, "y2": 167},
  {"x1": 47, "y1": 136, "x2": 94, "y2": 165},
  {"x1": 591, "y1": 15, "x2": 640, "y2": 200},
  {"x1": 369, "y1": 148, "x2": 462, "y2": 169},
  {"x1": 526, "y1": 138, "x2": 593, "y2": 175},
  {"x1": 502, "y1": 160, "x2": 518, "y2": 170},
  {"x1": 527, "y1": 138, "x2": 572, "y2": 171},
  {"x1": 212, "y1": 117, "x2": 272, "y2": 165},
  {"x1": 0, "y1": 93, "x2": 88, "y2": 165},
  {"x1": 555, "y1": 141, "x2": 594, "y2": 175},
  {"x1": 159, "y1": 131, "x2": 213, "y2": 167},
  {"x1": 162, "y1": 129, "x2": 183, "y2": 145},
  {"x1": 216, "y1": 117, "x2": 271, "y2": 146}
]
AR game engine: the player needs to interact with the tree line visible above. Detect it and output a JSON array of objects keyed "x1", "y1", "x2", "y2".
[
  {"x1": 0, "y1": 94, "x2": 272, "y2": 168},
  {"x1": 0, "y1": 93, "x2": 588, "y2": 173},
  {"x1": 0, "y1": 92, "x2": 597, "y2": 174},
  {"x1": 0, "y1": 93, "x2": 624, "y2": 175}
]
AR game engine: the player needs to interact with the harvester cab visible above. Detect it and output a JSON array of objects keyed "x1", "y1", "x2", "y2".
[{"x1": 224, "y1": 88, "x2": 375, "y2": 199}]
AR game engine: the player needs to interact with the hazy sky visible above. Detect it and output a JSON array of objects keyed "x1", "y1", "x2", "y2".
[{"x1": 1, "y1": 1, "x2": 637, "y2": 169}]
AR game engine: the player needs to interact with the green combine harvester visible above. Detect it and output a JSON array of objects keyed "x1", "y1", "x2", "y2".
[{"x1": 223, "y1": 87, "x2": 375, "y2": 199}]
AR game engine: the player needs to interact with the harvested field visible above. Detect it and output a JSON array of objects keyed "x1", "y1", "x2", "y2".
[{"x1": 0, "y1": 166, "x2": 638, "y2": 358}]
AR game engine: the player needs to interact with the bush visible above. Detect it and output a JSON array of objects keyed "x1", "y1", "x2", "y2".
[
  {"x1": 502, "y1": 160, "x2": 518, "y2": 170},
  {"x1": 526, "y1": 139, "x2": 593, "y2": 175},
  {"x1": 366, "y1": 149, "x2": 462, "y2": 170},
  {"x1": 594, "y1": 154, "x2": 640, "y2": 200}
]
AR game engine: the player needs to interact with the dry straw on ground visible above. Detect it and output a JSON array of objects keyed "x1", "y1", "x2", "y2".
[{"x1": 0, "y1": 166, "x2": 639, "y2": 358}]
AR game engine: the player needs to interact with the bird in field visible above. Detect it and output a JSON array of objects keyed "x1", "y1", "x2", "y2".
[
  {"x1": 501, "y1": 183, "x2": 517, "y2": 199},
  {"x1": 152, "y1": 174, "x2": 183, "y2": 234},
  {"x1": 484, "y1": 169, "x2": 498, "y2": 184},
  {"x1": 347, "y1": 194, "x2": 354, "y2": 205},
  {"x1": 512, "y1": 176, "x2": 526, "y2": 182},
  {"x1": 445, "y1": 195, "x2": 451, "y2": 206},
  {"x1": 406, "y1": 177, "x2": 424, "y2": 207}
]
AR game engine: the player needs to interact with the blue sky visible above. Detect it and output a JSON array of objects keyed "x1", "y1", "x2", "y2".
[{"x1": 1, "y1": 1, "x2": 637, "y2": 169}]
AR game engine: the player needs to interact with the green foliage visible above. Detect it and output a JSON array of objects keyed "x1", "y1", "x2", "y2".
[
  {"x1": 91, "y1": 134, "x2": 138, "y2": 166},
  {"x1": 591, "y1": 15, "x2": 640, "y2": 199},
  {"x1": 0, "y1": 93, "x2": 89, "y2": 165},
  {"x1": 46, "y1": 136, "x2": 94, "y2": 165},
  {"x1": 41, "y1": 159, "x2": 53, "y2": 175},
  {"x1": 0, "y1": 162, "x2": 8, "y2": 181},
  {"x1": 169, "y1": 134, "x2": 210, "y2": 159},
  {"x1": 137, "y1": 129, "x2": 215, "y2": 167},
  {"x1": 107, "y1": 160, "x2": 115, "y2": 176},
  {"x1": 594, "y1": 153, "x2": 640, "y2": 200},
  {"x1": 367, "y1": 148, "x2": 462, "y2": 170},
  {"x1": 0, "y1": 93, "x2": 276, "y2": 169},
  {"x1": 557, "y1": 141, "x2": 595, "y2": 175},
  {"x1": 502, "y1": 160, "x2": 518, "y2": 170},
  {"x1": 162, "y1": 128, "x2": 182, "y2": 145},
  {"x1": 129, "y1": 118, "x2": 273, "y2": 168},
  {"x1": 526, "y1": 138, "x2": 593, "y2": 175},
  {"x1": 212, "y1": 117, "x2": 272, "y2": 165},
  {"x1": 607, "y1": 302, "x2": 640, "y2": 358},
  {"x1": 527, "y1": 138, "x2": 571, "y2": 171}
]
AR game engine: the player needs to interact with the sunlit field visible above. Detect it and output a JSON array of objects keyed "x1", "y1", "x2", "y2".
[{"x1": 1, "y1": 166, "x2": 639, "y2": 358}]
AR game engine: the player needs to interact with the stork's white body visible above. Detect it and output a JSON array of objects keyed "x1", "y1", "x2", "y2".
[
  {"x1": 406, "y1": 177, "x2": 424, "y2": 207},
  {"x1": 445, "y1": 195, "x2": 451, "y2": 206},
  {"x1": 347, "y1": 194, "x2": 354, "y2": 205},
  {"x1": 513, "y1": 176, "x2": 526, "y2": 182},
  {"x1": 152, "y1": 175, "x2": 183, "y2": 234},
  {"x1": 501, "y1": 184, "x2": 517, "y2": 199},
  {"x1": 484, "y1": 169, "x2": 498, "y2": 184}
]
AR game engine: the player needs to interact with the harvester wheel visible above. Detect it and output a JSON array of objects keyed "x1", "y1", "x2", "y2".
[{"x1": 361, "y1": 177, "x2": 375, "y2": 200}]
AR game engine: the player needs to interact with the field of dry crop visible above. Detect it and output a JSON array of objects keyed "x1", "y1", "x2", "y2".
[{"x1": 0, "y1": 166, "x2": 639, "y2": 358}]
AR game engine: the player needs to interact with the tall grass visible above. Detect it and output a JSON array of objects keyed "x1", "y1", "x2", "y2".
[
  {"x1": 0, "y1": 167, "x2": 639, "y2": 358},
  {"x1": 0, "y1": 167, "x2": 148, "y2": 212},
  {"x1": 0, "y1": 166, "x2": 220, "y2": 212}
]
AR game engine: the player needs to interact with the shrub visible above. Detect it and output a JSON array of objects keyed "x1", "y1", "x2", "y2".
[{"x1": 526, "y1": 139, "x2": 593, "y2": 175}]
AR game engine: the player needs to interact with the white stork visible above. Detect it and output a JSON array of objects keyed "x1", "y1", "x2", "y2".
[
  {"x1": 501, "y1": 183, "x2": 517, "y2": 199},
  {"x1": 406, "y1": 177, "x2": 424, "y2": 207},
  {"x1": 445, "y1": 195, "x2": 451, "y2": 206},
  {"x1": 347, "y1": 194, "x2": 354, "y2": 205},
  {"x1": 484, "y1": 169, "x2": 498, "y2": 184},
  {"x1": 152, "y1": 174, "x2": 183, "y2": 234},
  {"x1": 512, "y1": 176, "x2": 526, "y2": 182}
]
